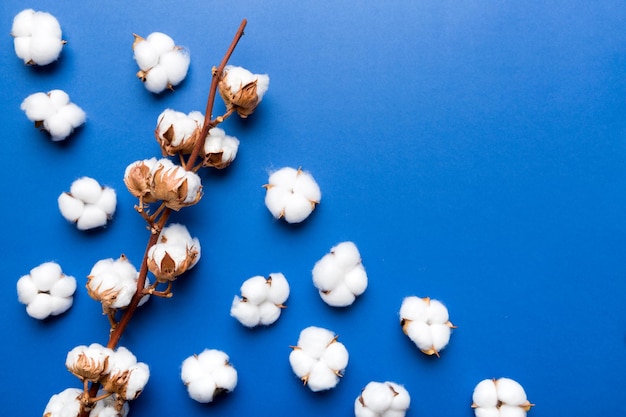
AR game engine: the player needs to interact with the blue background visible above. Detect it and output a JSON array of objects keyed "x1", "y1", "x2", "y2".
[{"x1": 1, "y1": 1, "x2": 625, "y2": 416}]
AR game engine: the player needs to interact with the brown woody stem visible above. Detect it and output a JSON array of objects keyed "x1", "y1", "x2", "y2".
[{"x1": 79, "y1": 19, "x2": 248, "y2": 417}]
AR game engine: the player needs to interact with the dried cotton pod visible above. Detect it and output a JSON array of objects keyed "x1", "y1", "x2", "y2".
[
  {"x1": 147, "y1": 223, "x2": 200, "y2": 282},
  {"x1": 202, "y1": 127, "x2": 240, "y2": 169},
  {"x1": 218, "y1": 65, "x2": 269, "y2": 118},
  {"x1": 155, "y1": 109, "x2": 204, "y2": 155}
]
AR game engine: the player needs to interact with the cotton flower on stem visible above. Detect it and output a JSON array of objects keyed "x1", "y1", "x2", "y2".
[{"x1": 78, "y1": 20, "x2": 248, "y2": 417}]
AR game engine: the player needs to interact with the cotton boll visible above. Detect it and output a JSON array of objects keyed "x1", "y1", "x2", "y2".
[
  {"x1": 144, "y1": 66, "x2": 169, "y2": 93},
  {"x1": 70, "y1": 177, "x2": 102, "y2": 204},
  {"x1": 30, "y1": 261, "x2": 62, "y2": 292},
  {"x1": 21, "y1": 92, "x2": 55, "y2": 121},
  {"x1": 230, "y1": 297, "x2": 261, "y2": 327},
  {"x1": 472, "y1": 379, "x2": 498, "y2": 408},
  {"x1": 181, "y1": 349, "x2": 237, "y2": 403},
  {"x1": 43, "y1": 388, "x2": 82, "y2": 417},
  {"x1": 16, "y1": 275, "x2": 38, "y2": 305},
  {"x1": 26, "y1": 292, "x2": 53, "y2": 319},
  {"x1": 76, "y1": 205, "x2": 108, "y2": 230},
  {"x1": 159, "y1": 49, "x2": 190, "y2": 86}
]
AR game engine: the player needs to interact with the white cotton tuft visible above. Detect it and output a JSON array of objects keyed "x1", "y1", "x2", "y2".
[
  {"x1": 400, "y1": 296, "x2": 454, "y2": 356},
  {"x1": 17, "y1": 262, "x2": 76, "y2": 320},
  {"x1": 21, "y1": 90, "x2": 85, "y2": 140},
  {"x1": 289, "y1": 326, "x2": 348, "y2": 392},
  {"x1": 264, "y1": 167, "x2": 321, "y2": 224},
  {"x1": 11, "y1": 9, "x2": 64, "y2": 66},
  {"x1": 312, "y1": 241, "x2": 368, "y2": 307},
  {"x1": 202, "y1": 127, "x2": 240, "y2": 169},
  {"x1": 181, "y1": 349, "x2": 238, "y2": 403},
  {"x1": 355, "y1": 381, "x2": 411, "y2": 417},
  {"x1": 472, "y1": 378, "x2": 532, "y2": 417},
  {"x1": 43, "y1": 388, "x2": 82, "y2": 417},
  {"x1": 134, "y1": 32, "x2": 190, "y2": 93},
  {"x1": 87, "y1": 256, "x2": 144, "y2": 310},
  {"x1": 231, "y1": 273, "x2": 289, "y2": 327},
  {"x1": 60, "y1": 177, "x2": 116, "y2": 230}
]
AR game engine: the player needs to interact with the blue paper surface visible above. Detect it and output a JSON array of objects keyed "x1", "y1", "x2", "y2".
[{"x1": 1, "y1": 1, "x2": 626, "y2": 416}]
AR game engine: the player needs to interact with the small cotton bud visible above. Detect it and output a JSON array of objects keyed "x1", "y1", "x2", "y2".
[
  {"x1": 218, "y1": 65, "x2": 269, "y2": 118},
  {"x1": 21, "y1": 90, "x2": 85, "y2": 141},
  {"x1": 264, "y1": 167, "x2": 321, "y2": 223},
  {"x1": 231, "y1": 273, "x2": 289, "y2": 328},
  {"x1": 312, "y1": 241, "x2": 368, "y2": 307},
  {"x1": 289, "y1": 326, "x2": 348, "y2": 392},
  {"x1": 472, "y1": 378, "x2": 533, "y2": 417},
  {"x1": 17, "y1": 262, "x2": 76, "y2": 320},
  {"x1": 400, "y1": 296, "x2": 455, "y2": 356},
  {"x1": 355, "y1": 381, "x2": 411, "y2": 417},
  {"x1": 11, "y1": 9, "x2": 64, "y2": 66},
  {"x1": 133, "y1": 32, "x2": 190, "y2": 93},
  {"x1": 181, "y1": 349, "x2": 238, "y2": 403},
  {"x1": 59, "y1": 177, "x2": 116, "y2": 230}
]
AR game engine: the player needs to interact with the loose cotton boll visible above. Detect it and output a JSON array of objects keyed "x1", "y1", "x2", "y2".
[
  {"x1": 471, "y1": 378, "x2": 534, "y2": 417},
  {"x1": 312, "y1": 241, "x2": 368, "y2": 307},
  {"x1": 59, "y1": 177, "x2": 116, "y2": 230},
  {"x1": 264, "y1": 167, "x2": 321, "y2": 223},
  {"x1": 181, "y1": 349, "x2": 238, "y2": 403},
  {"x1": 16, "y1": 261, "x2": 76, "y2": 320},
  {"x1": 289, "y1": 326, "x2": 349, "y2": 392},
  {"x1": 21, "y1": 90, "x2": 85, "y2": 141},
  {"x1": 230, "y1": 272, "x2": 290, "y2": 327},
  {"x1": 355, "y1": 381, "x2": 411, "y2": 417},
  {"x1": 86, "y1": 255, "x2": 149, "y2": 312},
  {"x1": 400, "y1": 296, "x2": 455, "y2": 357},
  {"x1": 11, "y1": 9, "x2": 65, "y2": 65},
  {"x1": 133, "y1": 32, "x2": 190, "y2": 93}
]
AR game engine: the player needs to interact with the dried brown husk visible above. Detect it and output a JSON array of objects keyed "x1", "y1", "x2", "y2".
[
  {"x1": 218, "y1": 76, "x2": 260, "y2": 118},
  {"x1": 155, "y1": 122, "x2": 201, "y2": 156}
]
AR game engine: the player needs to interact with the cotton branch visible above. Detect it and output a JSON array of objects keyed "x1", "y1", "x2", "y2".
[{"x1": 80, "y1": 19, "x2": 247, "y2": 417}]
